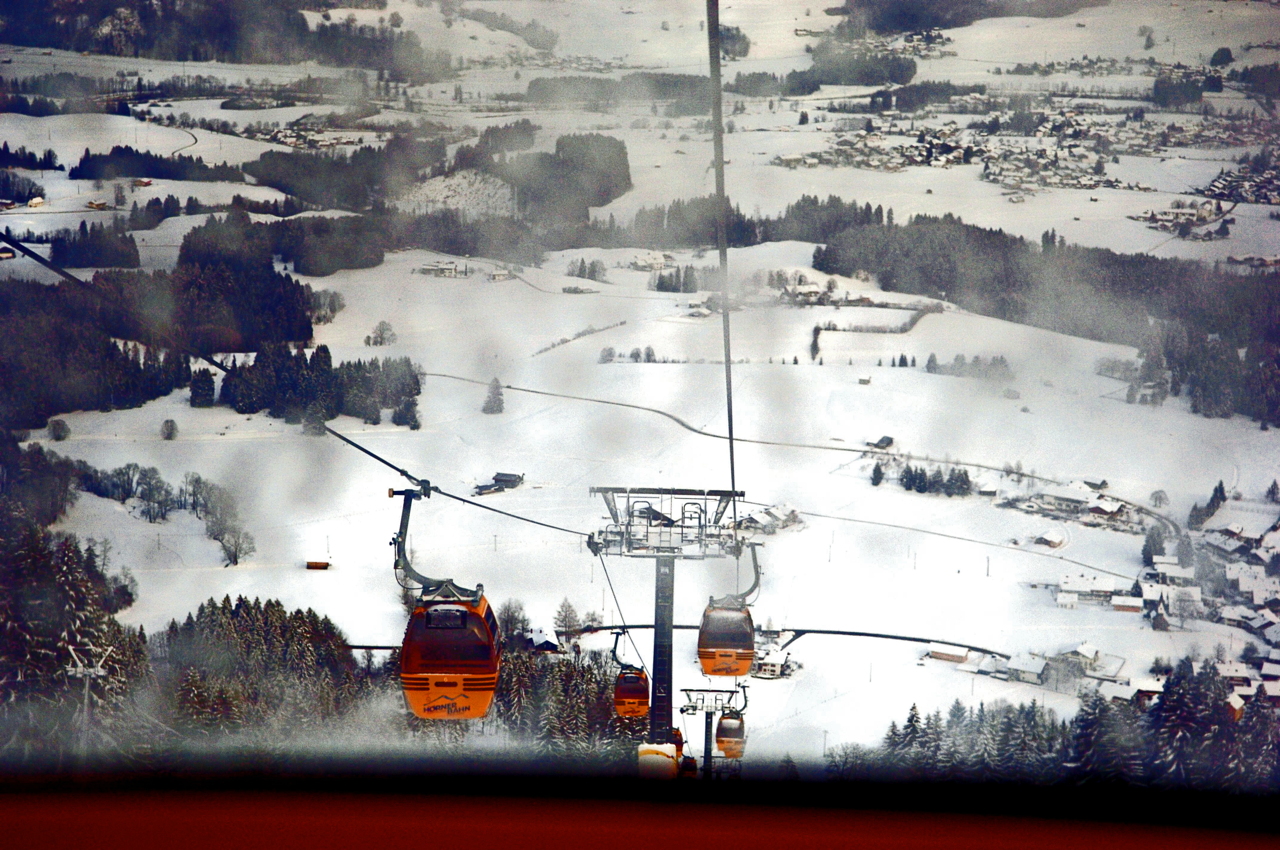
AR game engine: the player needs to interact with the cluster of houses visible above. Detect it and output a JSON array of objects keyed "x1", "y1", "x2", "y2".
[
  {"x1": 239, "y1": 121, "x2": 367, "y2": 150},
  {"x1": 1129, "y1": 199, "x2": 1226, "y2": 230},
  {"x1": 981, "y1": 143, "x2": 1152, "y2": 196},
  {"x1": 774, "y1": 125, "x2": 979, "y2": 174},
  {"x1": 1096, "y1": 657, "x2": 1280, "y2": 717},
  {"x1": 999, "y1": 55, "x2": 1142, "y2": 79},
  {"x1": 1070, "y1": 113, "x2": 1276, "y2": 156},
  {"x1": 0, "y1": 197, "x2": 44, "y2": 210},
  {"x1": 628, "y1": 252, "x2": 677, "y2": 272},
  {"x1": 935, "y1": 641, "x2": 1124, "y2": 691},
  {"x1": 1199, "y1": 161, "x2": 1280, "y2": 206},
  {"x1": 1226, "y1": 255, "x2": 1280, "y2": 268},
  {"x1": 1010, "y1": 480, "x2": 1143, "y2": 534},
  {"x1": 734, "y1": 504, "x2": 802, "y2": 536}
]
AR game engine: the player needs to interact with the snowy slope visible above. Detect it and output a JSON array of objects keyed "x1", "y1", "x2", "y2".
[{"x1": 43, "y1": 245, "x2": 1273, "y2": 762}]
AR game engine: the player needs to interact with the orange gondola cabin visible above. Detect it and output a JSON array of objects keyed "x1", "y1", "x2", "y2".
[
  {"x1": 614, "y1": 667, "x2": 650, "y2": 718},
  {"x1": 716, "y1": 711, "x2": 746, "y2": 759},
  {"x1": 697, "y1": 601, "x2": 755, "y2": 677},
  {"x1": 400, "y1": 580, "x2": 500, "y2": 720}
]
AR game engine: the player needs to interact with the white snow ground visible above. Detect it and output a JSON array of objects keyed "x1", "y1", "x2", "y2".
[{"x1": 42, "y1": 244, "x2": 1271, "y2": 764}]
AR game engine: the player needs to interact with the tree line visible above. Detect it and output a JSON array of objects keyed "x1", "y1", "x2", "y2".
[
  {"x1": 207, "y1": 343, "x2": 423, "y2": 432},
  {"x1": 454, "y1": 7, "x2": 558, "y2": 52},
  {"x1": 0, "y1": 1, "x2": 453, "y2": 84},
  {"x1": 69, "y1": 145, "x2": 243, "y2": 183},
  {"x1": 0, "y1": 143, "x2": 60, "y2": 171},
  {"x1": 0, "y1": 170, "x2": 46, "y2": 204},
  {"x1": 0, "y1": 278, "x2": 194, "y2": 429},
  {"x1": 49, "y1": 218, "x2": 140, "y2": 268},
  {"x1": 828, "y1": 656, "x2": 1279, "y2": 792},
  {"x1": 834, "y1": 0, "x2": 1107, "y2": 34},
  {"x1": 243, "y1": 134, "x2": 447, "y2": 211}
]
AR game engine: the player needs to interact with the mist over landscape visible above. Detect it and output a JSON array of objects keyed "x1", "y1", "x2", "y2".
[{"x1": 1, "y1": 0, "x2": 1280, "y2": 803}]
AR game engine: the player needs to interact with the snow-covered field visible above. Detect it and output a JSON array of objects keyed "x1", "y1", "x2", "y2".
[{"x1": 41, "y1": 242, "x2": 1271, "y2": 762}]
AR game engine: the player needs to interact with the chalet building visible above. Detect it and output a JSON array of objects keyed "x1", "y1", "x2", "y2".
[
  {"x1": 1036, "y1": 529, "x2": 1066, "y2": 548},
  {"x1": 1059, "y1": 573, "x2": 1115, "y2": 601},
  {"x1": 1248, "y1": 609, "x2": 1280, "y2": 635},
  {"x1": 1218, "y1": 605, "x2": 1255, "y2": 629},
  {"x1": 1058, "y1": 642, "x2": 1101, "y2": 669},
  {"x1": 1215, "y1": 661, "x2": 1255, "y2": 687},
  {"x1": 1155, "y1": 562, "x2": 1197, "y2": 587},
  {"x1": 417, "y1": 261, "x2": 469, "y2": 278},
  {"x1": 1056, "y1": 591, "x2": 1078, "y2": 609},
  {"x1": 1139, "y1": 581, "x2": 1164, "y2": 610},
  {"x1": 1034, "y1": 482, "x2": 1094, "y2": 512},
  {"x1": 1111, "y1": 595, "x2": 1142, "y2": 613},
  {"x1": 1130, "y1": 677, "x2": 1166, "y2": 710},
  {"x1": 1007, "y1": 653, "x2": 1047, "y2": 684},
  {"x1": 1203, "y1": 502, "x2": 1280, "y2": 550},
  {"x1": 736, "y1": 505, "x2": 801, "y2": 535},
  {"x1": 1088, "y1": 497, "x2": 1125, "y2": 518}
]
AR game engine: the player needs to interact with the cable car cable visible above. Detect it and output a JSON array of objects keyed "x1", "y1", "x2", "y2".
[
  {"x1": 706, "y1": 0, "x2": 741, "y2": 548},
  {"x1": 597, "y1": 552, "x2": 649, "y2": 678},
  {"x1": 431, "y1": 486, "x2": 588, "y2": 537}
]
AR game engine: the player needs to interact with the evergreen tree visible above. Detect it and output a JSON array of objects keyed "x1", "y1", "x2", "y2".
[
  {"x1": 871, "y1": 462, "x2": 884, "y2": 486},
  {"x1": 1233, "y1": 684, "x2": 1278, "y2": 791},
  {"x1": 482, "y1": 378, "x2": 504, "y2": 414}
]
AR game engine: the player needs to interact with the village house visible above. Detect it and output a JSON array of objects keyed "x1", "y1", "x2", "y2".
[
  {"x1": 1215, "y1": 661, "x2": 1255, "y2": 688},
  {"x1": 1035, "y1": 529, "x2": 1066, "y2": 548},
  {"x1": 416, "y1": 260, "x2": 469, "y2": 278},
  {"x1": 1203, "y1": 502, "x2": 1280, "y2": 551},
  {"x1": 1059, "y1": 573, "x2": 1116, "y2": 602},
  {"x1": 1032, "y1": 481, "x2": 1095, "y2": 513},
  {"x1": 1007, "y1": 653, "x2": 1047, "y2": 685},
  {"x1": 1110, "y1": 595, "x2": 1142, "y2": 613},
  {"x1": 1058, "y1": 641, "x2": 1102, "y2": 669},
  {"x1": 1218, "y1": 604, "x2": 1256, "y2": 629},
  {"x1": 1155, "y1": 561, "x2": 1197, "y2": 587}
]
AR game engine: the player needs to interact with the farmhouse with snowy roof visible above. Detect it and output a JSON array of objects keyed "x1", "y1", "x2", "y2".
[
  {"x1": 1202, "y1": 501, "x2": 1280, "y2": 549},
  {"x1": 1007, "y1": 654, "x2": 1047, "y2": 684}
]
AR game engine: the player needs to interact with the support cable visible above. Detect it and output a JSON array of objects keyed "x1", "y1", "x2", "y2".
[
  {"x1": 597, "y1": 553, "x2": 649, "y2": 678},
  {"x1": 706, "y1": 0, "x2": 743, "y2": 592},
  {"x1": 431, "y1": 487, "x2": 588, "y2": 537}
]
